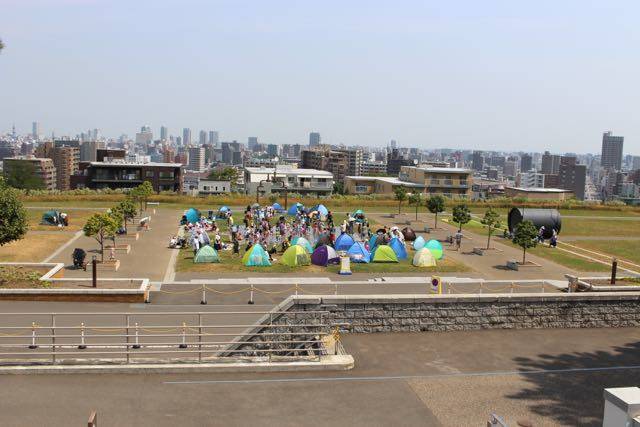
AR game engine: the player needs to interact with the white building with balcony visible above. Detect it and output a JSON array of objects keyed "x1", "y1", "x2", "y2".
[{"x1": 243, "y1": 166, "x2": 333, "y2": 196}]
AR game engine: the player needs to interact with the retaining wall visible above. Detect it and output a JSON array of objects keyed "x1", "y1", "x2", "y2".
[{"x1": 276, "y1": 293, "x2": 640, "y2": 333}]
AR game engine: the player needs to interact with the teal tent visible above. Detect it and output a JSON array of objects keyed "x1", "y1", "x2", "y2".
[
  {"x1": 242, "y1": 244, "x2": 271, "y2": 267},
  {"x1": 194, "y1": 245, "x2": 220, "y2": 263},
  {"x1": 185, "y1": 208, "x2": 200, "y2": 224}
]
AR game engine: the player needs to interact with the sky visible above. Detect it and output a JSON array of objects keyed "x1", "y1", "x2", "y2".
[{"x1": 1, "y1": 0, "x2": 639, "y2": 154}]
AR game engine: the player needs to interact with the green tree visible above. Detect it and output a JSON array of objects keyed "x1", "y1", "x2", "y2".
[
  {"x1": 268, "y1": 194, "x2": 278, "y2": 205},
  {"x1": 4, "y1": 161, "x2": 44, "y2": 191},
  {"x1": 480, "y1": 208, "x2": 502, "y2": 249},
  {"x1": 0, "y1": 178, "x2": 28, "y2": 246},
  {"x1": 0, "y1": 39, "x2": 4, "y2": 52},
  {"x1": 113, "y1": 199, "x2": 137, "y2": 234},
  {"x1": 333, "y1": 181, "x2": 345, "y2": 195},
  {"x1": 394, "y1": 186, "x2": 407, "y2": 214},
  {"x1": 452, "y1": 204, "x2": 471, "y2": 232},
  {"x1": 208, "y1": 167, "x2": 239, "y2": 188},
  {"x1": 83, "y1": 212, "x2": 119, "y2": 262},
  {"x1": 138, "y1": 181, "x2": 154, "y2": 210},
  {"x1": 408, "y1": 193, "x2": 422, "y2": 221},
  {"x1": 512, "y1": 220, "x2": 538, "y2": 264},
  {"x1": 426, "y1": 195, "x2": 445, "y2": 228}
]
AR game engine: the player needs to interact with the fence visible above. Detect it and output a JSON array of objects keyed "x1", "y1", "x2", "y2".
[
  {"x1": 0, "y1": 311, "x2": 331, "y2": 366},
  {"x1": 148, "y1": 279, "x2": 558, "y2": 304}
]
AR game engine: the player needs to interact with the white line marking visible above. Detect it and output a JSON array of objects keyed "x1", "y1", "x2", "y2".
[
  {"x1": 163, "y1": 364, "x2": 640, "y2": 385},
  {"x1": 42, "y1": 230, "x2": 84, "y2": 263}
]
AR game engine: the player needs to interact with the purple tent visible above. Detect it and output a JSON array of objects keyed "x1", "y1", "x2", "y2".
[{"x1": 311, "y1": 245, "x2": 340, "y2": 267}]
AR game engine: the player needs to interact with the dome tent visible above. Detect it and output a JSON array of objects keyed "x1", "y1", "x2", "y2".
[
  {"x1": 185, "y1": 208, "x2": 200, "y2": 224},
  {"x1": 281, "y1": 245, "x2": 311, "y2": 267},
  {"x1": 292, "y1": 236, "x2": 313, "y2": 254},
  {"x1": 242, "y1": 244, "x2": 271, "y2": 267},
  {"x1": 41, "y1": 210, "x2": 61, "y2": 225},
  {"x1": 371, "y1": 245, "x2": 398, "y2": 263},
  {"x1": 194, "y1": 245, "x2": 220, "y2": 263},
  {"x1": 311, "y1": 245, "x2": 339, "y2": 267},
  {"x1": 347, "y1": 242, "x2": 370, "y2": 263},
  {"x1": 401, "y1": 227, "x2": 416, "y2": 241},
  {"x1": 312, "y1": 204, "x2": 329, "y2": 217},
  {"x1": 389, "y1": 237, "x2": 408, "y2": 260},
  {"x1": 287, "y1": 203, "x2": 304, "y2": 216},
  {"x1": 425, "y1": 239, "x2": 444, "y2": 260},
  {"x1": 412, "y1": 248, "x2": 436, "y2": 267},
  {"x1": 272, "y1": 202, "x2": 284, "y2": 212},
  {"x1": 334, "y1": 233, "x2": 355, "y2": 251},
  {"x1": 413, "y1": 236, "x2": 426, "y2": 251}
]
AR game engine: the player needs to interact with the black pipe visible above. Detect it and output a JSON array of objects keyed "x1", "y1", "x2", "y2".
[{"x1": 508, "y1": 208, "x2": 562, "y2": 239}]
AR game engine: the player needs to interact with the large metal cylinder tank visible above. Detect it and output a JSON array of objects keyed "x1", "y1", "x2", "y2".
[{"x1": 508, "y1": 208, "x2": 561, "y2": 239}]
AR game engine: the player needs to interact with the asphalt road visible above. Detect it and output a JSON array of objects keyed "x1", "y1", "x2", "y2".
[{"x1": 1, "y1": 328, "x2": 639, "y2": 426}]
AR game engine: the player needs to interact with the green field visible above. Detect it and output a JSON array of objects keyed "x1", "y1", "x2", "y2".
[
  {"x1": 176, "y1": 246, "x2": 468, "y2": 274},
  {"x1": 499, "y1": 239, "x2": 610, "y2": 272},
  {"x1": 568, "y1": 240, "x2": 640, "y2": 265}
]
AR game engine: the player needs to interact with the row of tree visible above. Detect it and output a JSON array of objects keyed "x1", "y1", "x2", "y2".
[
  {"x1": 82, "y1": 182, "x2": 153, "y2": 262},
  {"x1": 392, "y1": 187, "x2": 538, "y2": 261}
]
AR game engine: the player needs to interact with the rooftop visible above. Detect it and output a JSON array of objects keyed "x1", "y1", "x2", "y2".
[
  {"x1": 506, "y1": 186, "x2": 572, "y2": 193},
  {"x1": 244, "y1": 167, "x2": 333, "y2": 177},
  {"x1": 88, "y1": 161, "x2": 183, "y2": 168},
  {"x1": 345, "y1": 176, "x2": 424, "y2": 187},
  {"x1": 412, "y1": 166, "x2": 473, "y2": 173}
]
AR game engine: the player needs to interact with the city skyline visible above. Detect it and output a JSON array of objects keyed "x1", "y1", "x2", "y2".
[{"x1": 2, "y1": 1, "x2": 640, "y2": 153}]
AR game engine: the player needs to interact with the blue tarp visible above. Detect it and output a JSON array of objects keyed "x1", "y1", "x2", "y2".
[
  {"x1": 347, "y1": 242, "x2": 370, "y2": 263},
  {"x1": 185, "y1": 208, "x2": 199, "y2": 224},
  {"x1": 334, "y1": 233, "x2": 355, "y2": 251}
]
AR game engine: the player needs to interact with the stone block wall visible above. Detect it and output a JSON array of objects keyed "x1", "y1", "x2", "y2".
[{"x1": 276, "y1": 293, "x2": 640, "y2": 333}]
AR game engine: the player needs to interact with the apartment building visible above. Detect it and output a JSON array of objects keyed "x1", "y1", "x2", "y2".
[
  {"x1": 301, "y1": 147, "x2": 362, "y2": 181},
  {"x1": 244, "y1": 166, "x2": 333, "y2": 196},
  {"x1": 71, "y1": 160, "x2": 183, "y2": 192}
]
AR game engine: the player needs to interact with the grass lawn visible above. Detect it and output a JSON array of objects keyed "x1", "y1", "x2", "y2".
[
  {"x1": 176, "y1": 246, "x2": 469, "y2": 274},
  {"x1": 26, "y1": 208, "x2": 106, "y2": 232},
  {"x1": 569, "y1": 240, "x2": 640, "y2": 265},
  {"x1": 0, "y1": 232, "x2": 73, "y2": 262},
  {"x1": 560, "y1": 218, "x2": 640, "y2": 237},
  {"x1": 500, "y1": 239, "x2": 610, "y2": 272}
]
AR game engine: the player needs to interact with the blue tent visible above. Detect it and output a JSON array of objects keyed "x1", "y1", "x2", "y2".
[
  {"x1": 313, "y1": 204, "x2": 329, "y2": 217},
  {"x1": 287, "y1": 203, "x2": 304, "y2": 216},
  {"x1": 347, "y1": 242, "x2": 370, "y2": 263},
  {"x1": 335, "y1": 233, "x2": 355, "y2": 251},
  {"x1": 389, "y1": 237, "x2": 408, "y2": 260},
  {"x1": 368, "y1": 235, "x2": 378, "y2": 251},
  {"x1": 413, "y1": 236, "x2": 426, "y2": 251},
  {"x1": 219, "y1": 206, "x2": 230, "y2": 212},
  {"x1": 272, "y1": 202, "x2": 283, "y2": 212},
  {"x1": 185, "y1": 208, "x2": 199, "y2": 224}
]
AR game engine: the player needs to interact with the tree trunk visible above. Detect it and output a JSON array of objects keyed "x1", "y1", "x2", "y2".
[
  {"x1": 434, "y1": 213, "x2": 438, "y2": 228},
  {"x1": 522, "y1": 247, "x2": 526, "y2": 264},
  {"x1": 415, "y1": 205, "x2": 418, "y2": 221},
  {"x1": 398, "y1": 201, "x2": 401, "y2": 214},
  {"x1": 100, "y1": 239, "x2": 104, "y2": 263},
  {"x1": 486, "y1": 230, "x2": 491, "y2": 250},
  {"x1": 458, "y1": 223, "x2": 462, "y2": 232}
]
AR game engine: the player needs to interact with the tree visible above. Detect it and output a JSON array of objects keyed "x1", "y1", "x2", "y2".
[
  {"x1": 333, "y1": 181, "x2": 345, "y2": 195},
  {"x1": 138, "y1": 181, "x2": 154, "y2": 210},
  {"x1": 512, "y1": 220, "x2": 538, "y2": 264},
  {"x1": 481, "y1": 208, "x2": 502, "y2": 249},
  {"x1": 393, "y1": 186, "x2": 407, "y2": 214},
  {"x1": 83, "y1": 213, "x2": 119, "y2": 262},
  {"x1": 113, "y1": 199, "x2": 137, "y2": 234},
  {"x1": 408, "y1": 193, "x2": 422, "y2": 221},
  {"x1": 0, "y1": 39, "x2": 4, "y2": 52},
  {"x1": 268, "y1": 194, "x2": 278, "y2": 205},
  {"x1": 208, "y1": 167, "x2": 239, "y2": 188},
  {"x1": 426, "y1": 195, "x2": 445, "y2": 228},
  {"x1": 0, "y1": 178, "x2": 28, "y2": 246},
  {"x1": 452, "y1": 204, "x2": 471, "y2": 232},
  {"x1": 4, "y1": 161, "x2": 44, "y2": 191}
]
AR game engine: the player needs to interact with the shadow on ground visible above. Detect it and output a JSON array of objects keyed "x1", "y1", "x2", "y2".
[{"x1": 508, "y1": 340, "x2": 640, "y2": 426}]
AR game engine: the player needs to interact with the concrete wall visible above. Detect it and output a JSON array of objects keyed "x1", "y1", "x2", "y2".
[{"x1": 276, "y1": 293, "x2": 640, "y2": 333}]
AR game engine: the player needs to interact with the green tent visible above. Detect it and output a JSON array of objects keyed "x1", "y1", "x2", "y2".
[
  {"x1": 242, "y1": 244, "x2": 271, "y2": 267},
  {"x1": 41, "y1": 210, "x2": 60, "y2": 225},
  {"x1": 281, "y1": 245, "x2": 310, "y2": 267},
  {"x1": 371, "y1": 245, "x2": 399, "y2": 263},
  {"x1": 194, "y1": 245, "x2": 220, "y2": 263}
]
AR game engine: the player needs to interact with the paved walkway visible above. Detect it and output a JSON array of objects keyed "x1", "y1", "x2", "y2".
[
  {"x1": 2, "y1": 327, "x2": 638, "y2": 426},
  {"x1": 51, "y1": 208, "x2": 181, "y2": 281}
]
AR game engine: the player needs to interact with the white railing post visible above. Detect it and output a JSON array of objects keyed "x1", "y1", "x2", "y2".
[
  {"x1": 29, "y1": 322, "x2": 38, "y2": 349},
  {"x1": 179, "y1": 322, "x2": 187, "y2": 349},
  {"x1": 78, "y1": 322, "x2": 87, "y2": 349},
  {"x1": 334, "y1": 284, "x2": 338, "y2": 296},
  {"x1": 201, "y1": 285, "x2": 207, "y2": 305},
  {"x1": 248, "y1": 285, "x2": 255, "y2": 305},
  {"x1": 132, "y1": 322, "x2": 141, "y2": 349}
]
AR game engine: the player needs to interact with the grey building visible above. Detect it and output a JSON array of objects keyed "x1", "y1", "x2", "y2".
[
  {"x1": 199, "y1": 130, "x2": 207, "y2": 145},
  {"x1": 541, "y1": 151, "x2": 561, "y2": 174},
  {"x1": 520, "y1": 153, "x2": 533, "y2": 172},
  {"x1": 182, "y1": 128, "x2": 191, "y2": 146},
  {"x1": 208, "y1": 131, "x2": 219, "y2": 147},
  {"x1": 309, "y1": 132, "x2": 321, "y2": 147},
  {"x1": 160, "y1": 126, "x2": 168, "y2": 141},
  {"x1": 248, "y1": 137, "x2": 258, "y2": 151},
  {"x1": 601, "y1": 131, "x2": 624, "y2": 170},
  {"x1": 559, "y1": 161, "x2": 587, "y2": 200},
  {"x1": 472, "y1": 151, "x2": 484, "y2": 172}
]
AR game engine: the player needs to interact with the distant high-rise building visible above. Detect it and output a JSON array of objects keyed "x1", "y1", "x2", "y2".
[
  {"x1": 541, "y1": 151, "x2": 561, "y2": 175},
  {"x1": 472, "y1": 151, "x2": 484, "y2": 172},
  {"x1": 182, "y1": 128, "x2": 192, "y2": 146},
  {"x1": 199, "y1": 130, "x2": 208, "y2": 145},
  {"x1": 601, "y1": 131, "x2": 624, "y2": 171},
  {"x1": 52, "y1": 144, "x2": 80, "y2": 190},
  {"x1": 387, "y1": 148, "x2": 413, "y2": 175},
  {"x1": 248, "y1": 137, "x2": 258, "y2": 150},
  {"x1": 632, "y1": 156, "x2": 640, "y2": 171},
  {"x1": 559, "y1": 161, "x2": 587, "y2": 200},
  {"x1": 208, "y1": 131, "x2": 219, "y2": 147},
  {"x1": 267, "y1": 144, "x2": 279, "y2": 157},
  {"x1": 520, "y1": 153, "x2": 533, "y2": 172},
  {"x1": 32, "y1": 122, "x2": 40, "y2": 140},
  {"x1": 80, "y1": 140, "x2": 104, "y2": 162},
  {"x1": 188, "y1": 146, "x2": 206, "y2": 172},
  {"x1": 309, "y1": 132, "x2": 321, "y2": 147},
  {"x1": 390, "y1": 139, "x2": 397, "y2": 150},
  {"x1": 160, "y1": 126, "x2": 168, "y2": 141},
  {"x1": 135, "y1": 126, "x2": 153, "y2": 146}
]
